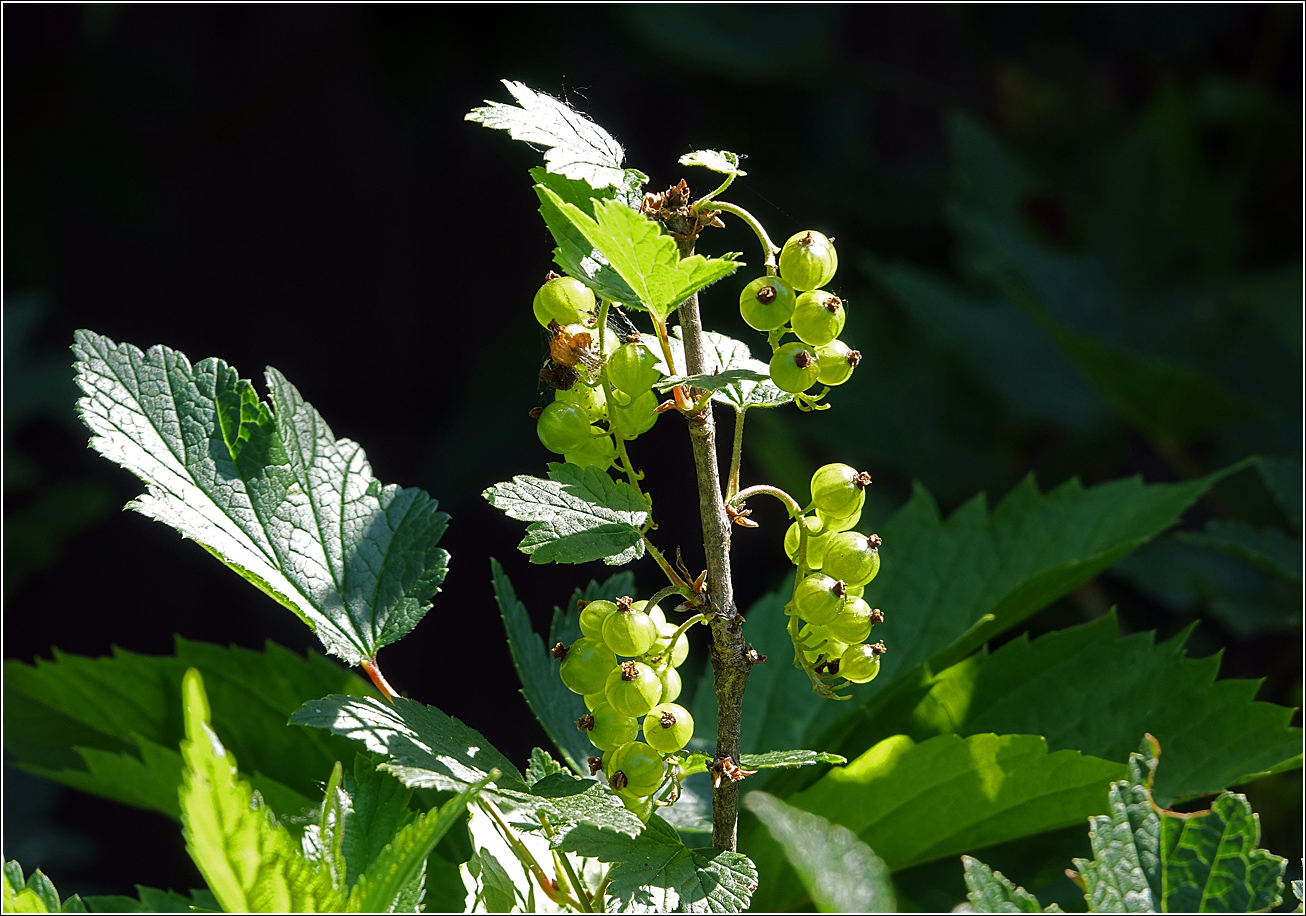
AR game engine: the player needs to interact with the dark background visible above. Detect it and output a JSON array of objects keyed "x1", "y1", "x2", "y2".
[{"x1": 4, "y1": 3, "x2": 1301, "y2": 903}]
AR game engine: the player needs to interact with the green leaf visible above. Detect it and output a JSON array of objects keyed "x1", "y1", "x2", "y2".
[
  {"x1": 290, "y1": 694, "x2": 529, "y2": 795},
  {"x1": 1259, "y1": 457, "x2": 1302, "y2": 530},
  {"x1": 678, "y1": 149, "x2": 747, "y2": 177},
  {"x1": 535, "y1": 187, "x2": 741, "y2": 319},
  {"x1": 1068, "y1": 737, "x2": 1288, "y2": 914},
  {"x1": 657, "y1": 367, "x2": 770, "y2": 393},
  {"x1": 662, "y1": 326, "x2": 792, "y2": 410},
  {"x1": 3, "y1": 861, "x2": 86, "y2": 913},
  {"x1": 525, "y1": 747, "x2": 566, "y2": 786},
  {"x1": 466, "y1": 80, "x2": 629, "y2": 190},
  {"x1": 740, "y1": 750, "x2": 846, "y2": 770},
  {"x1": 996, "y1": 273, "x2": 1254, "y2": 446},
  {"x1": 812, "y1": 613, "x2": 1301, "y2": 805},
  {"x1": 179, "y1": 668, "x2": 344, "y2": 912},
  {"x1": 4, "y1": 638, "x2": 371, "y2": 822},
  {"x1": 483, "y1": 462, "x2": 649, "y2": 566},
  {"x1": 347, "y1": 775, "x2": 490, "y2": 913},
  {"x1": 72, "y1": 331, "x2": 450, "y2": 665},
  {"x1": 524, "y1": 771, "x2": 644, "y2": 839},
  {"x1": 746, "y1": 734, "x2": 1124, "y2": 910},
  {"x1": 960, "y1": 855, "x2": 1061, "y2": 913},
  {"x1": 337, "y1": 756, "x2": 417, "y2": 889},
  {"x1": 559, "y1": 814, "x2": 758, "y2": 913},
  {"x1": 491, "y1": 559, "x2": 593, "y2": 773},
  {"x1": 532, "y1": 168, "x2": 644, "y2": 305},
  {"x1": 745, "y1": 792, "x2": 894, "y2": 913},
  {"x1": 79, "y1": 887, "x2": 220, "y2": 912},
  {"x1": 1176, "y1": 519, "x2": 1302, "y2": 582},
  {"x1": 465, "y1": 846, "x2": 522, "y2": 914},
  {"x1": 801, "y1": 463, "x2": 1250, "y2": 746}
]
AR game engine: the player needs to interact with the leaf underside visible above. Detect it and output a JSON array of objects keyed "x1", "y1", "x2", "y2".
[{"x1": 73, "y1": 331, "x2": 450, "y2": 665}]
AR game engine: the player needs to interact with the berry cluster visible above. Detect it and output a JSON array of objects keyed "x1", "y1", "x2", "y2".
[
  {"x1": 532, "y1": 274, "x2": 662, "y2": 469},
  {"x1": 783, "y1": 463, "x2": 887, "y2": 687},
  {"x1": 556, "y1": 595, "x2": 694, "y2": 803},
  {"x1": 738, "y1": 231, "x2": 861, "y2": 397}
]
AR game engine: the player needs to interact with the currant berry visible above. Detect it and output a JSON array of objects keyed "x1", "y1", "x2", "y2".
[
  {"x1": 790, "y1": 291, "x2": 846, "y2": 347},
  {"x1": 607, "y1": 343, "x2": 661, "y2": 395},
  {"x1": 564, "y1": 433, "x2": 616, "y2": 470},
  {"x1": 556, "y1": 382, "x2": 607, "y2": 422},
  {"x1": 769, "y1": 342, "x2": 821, "y2": 393},
  {"x1": 583, "y1": 702, "x2": 639, "y2": 751},
  {"x1": 606, "y1": 740, "x2": 665, "y2": 798},
  {"x1": 646, "y1": 621, "x2": 689, "y2": 668},
  {"x1": 559, "y1": 637, "x2": 616, "y2": 695},
  {"x1": 816, "y1": 339, "x2": 860, "y2": 386},
  {"x1": 634, "y1": 600, "x2": 667, "y2": 630},
  {"x1": 825, "y1": 595, "x2": 874, "y2": 645},
  {"x1": 642, "y1": 703, "x2": 694, "y2": 754},
  {"x1": 602, "y1": 601, "x2": 658, "y2": 657},
  {"x1": 810, "y1": 463, "x2": 869, "y2": 519},
  {"x1": 537, "y1": 401, "x2": 591, "y2": 454},
  {"x1": 778, "y1": 231, "x2": 838, "y2": 291},
  {"x1": 839, "y1": 643, "x2": 885, "y2": 684},
  {"x1": 784, "y1": 516, "x2": 829, "y2": 568},
  {"x1": 611, "y1": 389, "x2": 659, "y2": 439},
  {"x1": 816, "y1": 506, "x2": 861, "y2": 532},
  {"x1": 798, "y1": 623, "x2": 849, "y2": 669},
  {"x1": 579, "y1": 599, "x2": 618, "y2": 641},
  {"x1": 657, "y1": 664, "x2": 682, "y2": 704},
  {"x1": 739, "y1": 276, "x2": 797, "y2": 331},
  {"x1": 583, "y1": 690, "x2": 607, "y2": 711},
  {"x1": 822, "y1": 532, "x2": 882, "y2": 587},
  {"x1": 533, "y1": 275, "x2": 595, "y2": 328},
  {"x1": 794, "y1": 572, "x2": 848, "y2": 626},
  {"x1": 605, "y1": 660, "x2": 662, "y2": 717}
]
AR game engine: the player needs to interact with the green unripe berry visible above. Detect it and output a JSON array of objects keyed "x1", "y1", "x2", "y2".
[
  {"x1": 602, "y1": 602, "x2": 658, "y2": 657},
  {"x1": 646, "y1": 621, "x2": 689, "y2": 668},
  {"x1": 579, "y1": 600, "x2": 618, "y2": 641},
  {"x1": 533, "y1": 275, "x2": 596, "y2": 327},
  {"x1": 826, "y1": 595, "x2": 875, "y2": 645},
  {"x1": 607, "y1": 343, "x2": 662, "y2": 395},
  {"x1": 632, "y1": 600, "x2": 666, "y2": 629},
  {"x1": 606, "y1": 740, "x2": 665, "y2": 798},
  {"x1": 611, "y1": 389, "x2": 659, "y2": 439},
  {"x1": 839, "y1": 643, "x2": 885, "y2": 684},
  {"x1": 564, "y1": 433, "x2": 616, "y2": 470},
  {"x1": 785, "y1": 516, "x2": 828, "y2": 568},
  {"x1": 556, "y1": 382, "x2": 607, "y2": 423},
  {"x1": 657, "y1": 665, "x2": 682, "y2": 704},
  {"x1": 581, "y1": 703, "x2": 639, "y2": 751},
  {"x1": 798, "y1": 623, "x2": 849, "y2": 669},
  {"x1": 791, "y1": 290, "x2": 846, "y2": 347},
  {"x1": 794, "y1": 572, "x2": 848, "y2": 626},
  {"x1": 822, "y1": 532, "x2": 883, "y2": 587},
  {"x1": 769, "y1": 342, "x2": 821, "y2": 393},
  {"x1": 537, "y1": 401, "x2": 592, "y2": 454},
  {"x1": 559, "y1": 638, "x2": 616, "y2": 695},
  {"x1": 605, "y1": 660, "x2": 662, "y2": 718},
  {"x1": 739, "y1": 276, "x2": 797, "y2": 331},
  {"x1": 816, "y1": 339, "x2": 860, "y2": 386},
  {"x1": 816, "y1": 506, "x2": 861, "y2": 532},
  {"x1": 583, "y1": 690, "x2": 607, "y2": 711},
  {"x1": 778, "y1": 231, "x2": 838, "y2": 291},
  {"x1": 642, "y1": 703, "x2": 694, "y2": 754},
  {"x1": 810, "y1": 463, "x2": 868, "y2": 519}
]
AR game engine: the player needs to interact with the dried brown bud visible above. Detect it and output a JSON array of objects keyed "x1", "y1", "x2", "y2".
[
  {"x1": 756, "y1": 285, "x2": 778, "y2": 305},
  {"x1": 659, "y1": 710, "x2": 678, "y2": 729},
  {"x1": 609, "y1": 770, "x2": 629, "y2": 791},
  {"x1": 616, "y1": 595, "x2": 634, "y2": 612},
  {"x1": 587, "y1": 756, "x2": 603, "y2": 776},
  {"x1": 870, "y1": 640, "x2": 888, "y2": 656},
  {"x1": 551, "y1": 642, "x2": 568, "y2": 661},
  {"x1": 831, "y1": 580, "x2": 847, "y2": 598},
  {"x1": 576, "y1": 714, "x2": 595, "y2": 732},
  {"x1": 528, "y1": 406, "x2": 545, "y2": 419},
  {"x1": 544, "y1": 270, "x2": 561, "y2": 281},
  {"x1": 869, "y1": 608, "x2": 885, "y2": 625},
  {"x1": 795, "y1": 349, "x2": 816, "y2": 369},
  {"x1": 867, "y1": 533, "x2": 883, "y2": 550},
  {"x1": 853, "y1": 471, "x2": 872, "y2": 490},
  {"x1": 620, "y1": 660, "x2": 641, "y2": 681},
  {"x1": 847, "y1": 348, "x2": 863, "y2": 367},
  {"x1": 577, "y1": 599, "x2": 590, "y2": 611},
  {"x1": 744, "y1": 645, "x2": 767, "y2": 665},
  {"x1": 823, "y1": 295, "x2": 843, "y2": 314}
]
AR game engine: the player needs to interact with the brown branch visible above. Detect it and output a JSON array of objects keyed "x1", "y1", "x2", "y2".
[{"x1": 671, "y1": 230, "x2": 752, "y2": 852}]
